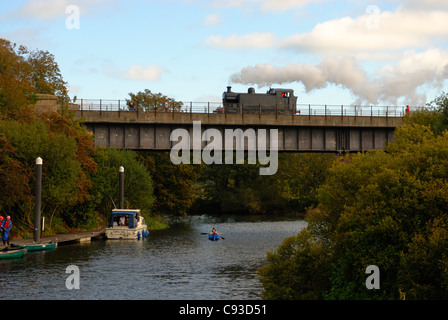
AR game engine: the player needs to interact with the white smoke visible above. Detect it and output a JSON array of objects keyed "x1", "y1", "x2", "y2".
[{"x1": 230, "y1": 50, "x2": 448, "y2": 105}]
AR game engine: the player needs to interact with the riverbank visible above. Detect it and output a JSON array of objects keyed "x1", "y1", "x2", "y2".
[
  {"x1": 9, "y1": 229, "x2": 106, "y2": 247},
  {"x1": 9, "y1": 213, "x2": 169, "y2": 241}
]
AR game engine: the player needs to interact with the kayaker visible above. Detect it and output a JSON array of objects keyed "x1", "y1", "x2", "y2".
[
  {"x1": 2, "y1": 216, "x2": 12, "y2": 245},
  {"x1": 209, "y1": 228, "x2": 219, "y2": 236}
]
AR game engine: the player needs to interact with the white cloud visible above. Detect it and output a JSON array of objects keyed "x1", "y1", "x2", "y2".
[
  {"x1": 205, "y1": 7, "x2": 448, "y2": 55},
  {"x1": 258, "y1": 0, "x2": 328, "y2": 11},
  {"x1": 102, "y1": 64, "x2": 166, "y2": 82},
  {"x1": 376, "y1": 49, "x2": 448, "y2": 104},
  {"x1": 9, "y1": 0, "x2": 114, "y2": 20},
  {"x1": 193, "y1": 0, "x2": 331, "y2": 12},
  {"x1": 13, "y1": 0, "x2": 70, "y2": 20},
  {"x1": 125, "y1": 65, "x2": 167, "y2": 82},
  {"x1": 203, "y1": 13, "x2": 221, "y2": 26},
  {"x1": 394, "y1": 0, "x2": 448, "y2": 11},
  {"x1": 204, "y1": 32, "x2": 275, "y2": 49},
  {"x1": 230, "y1": 49, "x2": 448, "y2": 105},
  {"x1": 209, "y1": 4, "x2": 448, "y2": 105}
]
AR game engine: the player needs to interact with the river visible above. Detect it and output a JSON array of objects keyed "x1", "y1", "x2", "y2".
[{"x1": 0, "y1": 214, "x2": 306, "y2": 300}]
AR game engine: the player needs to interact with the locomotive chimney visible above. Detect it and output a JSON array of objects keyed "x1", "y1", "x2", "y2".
[{"x1": 227, "y1": 86, "x2": 232, "y2": 93}]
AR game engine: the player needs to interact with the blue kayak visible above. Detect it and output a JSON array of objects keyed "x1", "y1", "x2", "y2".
[{"x1": 208, "y1": 234, "x2": 220, "y2": 241}]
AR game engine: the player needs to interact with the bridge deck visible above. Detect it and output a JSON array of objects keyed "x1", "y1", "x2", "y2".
[
  {"x1": 74, "y1": 110, "x2": 402, "y2": 128},
  {"x1": 71, "y1": 110, "x2": 402, "y2": 153}
]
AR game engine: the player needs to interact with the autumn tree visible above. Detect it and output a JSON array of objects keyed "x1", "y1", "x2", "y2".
[
  {"x1": 128, "y1": 89, "x2": 183, "y2": 111},
  {"x1": 0, "y1": 119, "x2": 89, "y2": 232},
  {"x1": 0, "y1": 38, "x2": 68, "y2": 118},
  {"x1": 0, "y1": 38, "x2": 96, "y2": 234},
  {"x1": 0, "y1": 39, "x2": 34, "y2": 118},
  {"x1": 0, "y1": 133, "x2": 32, "y2": 214},
  {"x1": 139, "y1": 151, "x2": 201, "y2": 217}
]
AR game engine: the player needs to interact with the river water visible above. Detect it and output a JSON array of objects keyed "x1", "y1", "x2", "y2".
[{"x1": 0, "y1": 214, "x2": 306, "y2": 300}]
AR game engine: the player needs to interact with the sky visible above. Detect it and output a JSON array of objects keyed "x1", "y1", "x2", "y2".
[{"x1": 1, "y1": 0, "x2": 448, "y2": 106}]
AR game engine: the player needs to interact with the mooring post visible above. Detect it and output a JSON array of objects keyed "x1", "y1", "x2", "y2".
[
  {"x1": 119, "y1": 166, "x2": 124, "y2": 209},
  {"x1": 34, "y1": 157, "x2": 43, "y2": 243}
]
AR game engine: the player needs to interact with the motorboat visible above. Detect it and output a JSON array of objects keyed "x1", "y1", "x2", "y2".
[{"x1": 105, "y1": 209, "x2": 149, "y2": 240}]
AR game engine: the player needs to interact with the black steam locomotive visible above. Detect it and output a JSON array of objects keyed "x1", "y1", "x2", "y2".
[{"x1": 217, "y1": 86, "x2": 298, "y2": 114}]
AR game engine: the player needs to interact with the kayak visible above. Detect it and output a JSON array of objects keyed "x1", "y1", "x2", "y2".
[
  {"x1": 0, "y1": 247, "x2": 26, "y2": 260},
  {"x1": 208, "y1": 234, "x2": 220, "y2": 241},
  {"x1": 24, "y1": 241, "x2": 57, "y2": 251}
]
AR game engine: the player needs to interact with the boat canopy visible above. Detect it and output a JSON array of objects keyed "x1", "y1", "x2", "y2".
[{"x1": 108, "y1": 209, "x2": 141, "y2": 228}]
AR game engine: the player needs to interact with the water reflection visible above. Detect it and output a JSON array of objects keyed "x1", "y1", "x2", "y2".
[{"x1": 1, "y1": 214, "x2": 306, "y2": 300}]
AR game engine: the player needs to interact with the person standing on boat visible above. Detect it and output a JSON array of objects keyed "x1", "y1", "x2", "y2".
[{"x1": 2, "y1": 216, "x2": 12, "y2": 245}]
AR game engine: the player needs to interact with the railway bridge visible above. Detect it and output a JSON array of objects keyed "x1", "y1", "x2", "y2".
[{"x1": 67, "y1": 100, "x2": 403, "y2": 153}]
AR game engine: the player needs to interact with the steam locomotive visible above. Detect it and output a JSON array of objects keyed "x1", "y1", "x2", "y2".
[{"x1": 217, "y1": 86, "x2": 298, "y2": 114}]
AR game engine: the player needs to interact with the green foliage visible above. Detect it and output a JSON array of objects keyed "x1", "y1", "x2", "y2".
[
  {"x1": 140, "y1": 152, "x2": 201, "y2": 217},
  {"x1": 399, "y1": 218, "x2": 448, "y2": 299},
  {"x1": 0, "y1": 39, "x2": 168, "y2": 234},
  {"x1": 406, "y1": 91, "x2": 448, "y2": 136},
  {"x1": 0, "y1": 117, "x2": 94, "y2": 232},
  {"x1": 91, "y1": 148, "x2": 155, "y2": 219},
  {"x1": 258, "y1": 228, "x2": 332, "y2": 299},
  {"x1": 196, "y1": 153, "x2": 333, "y2": 215},
  {"x1": 128, "y1": 89, "x2": 183, "y2": 111},
  {"x1": 259, "y1": 98, "x2": 448, "y2": 299}
]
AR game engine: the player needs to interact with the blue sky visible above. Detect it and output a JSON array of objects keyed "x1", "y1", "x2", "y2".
[{"x1": 1, "y1": 0, "x2": 448, "y2": 106}]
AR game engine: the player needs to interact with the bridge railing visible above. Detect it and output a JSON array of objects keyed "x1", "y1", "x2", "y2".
[{"x1": 59, "y1": 99, "x2": 407, "y2": 117}]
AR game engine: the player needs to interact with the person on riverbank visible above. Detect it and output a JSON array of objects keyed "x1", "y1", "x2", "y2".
[
  {"x1": 0, "y1": 216, "x2": 3, "y2": 243},
  {"x1": 2, "y1": 216, "x2": 12, "y2": 245}
]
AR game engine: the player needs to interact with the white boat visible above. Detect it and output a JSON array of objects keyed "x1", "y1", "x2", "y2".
[{"x1": 105, "y1": 209, "x2": 148, "y2": 240}]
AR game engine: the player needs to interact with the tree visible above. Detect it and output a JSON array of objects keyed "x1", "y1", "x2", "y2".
[
  {"x1": 258, "y1": 102, "x2": 448, "y2": 299},
  {"x1": 0, "y1": 132, "x2": 32, "y2": 213},
  {"x1": 194, "y1": 153, "x2": 333, "y2": 215},
  {"x1": 0, "y1": 118, "x2": 90, "y2": 232},
  {"x1": 406, "y1": 91, "x2": 448, "y2": 136},
  {"x1": 91, "y1": 148, "x2": 155, "y2": 218},
  {"x1": 0, "y1": 39, "x2": 34, "y2": 118},
  {"x1": 258, "y1": 228, "x2": 332, "y2": 299},
  {"x1": 128, "y1": 89, "x2": 183, "y2": 111},
  {"x1": 399, "y1": 217, "x2": 448, "y2": 300},
  {"x1": 276, "y1": 153, "x2": 334, "y2": 213},
  {"x1": 140, "y1": 151, "x2": 201, "y2": 217},
  {"x1": 0, "y1": 38, "x2": 69, "y2": 118}
]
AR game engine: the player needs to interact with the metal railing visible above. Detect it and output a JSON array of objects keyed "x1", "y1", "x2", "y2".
[{"x1": 50, "y1": 98, "x2": 410, "y2": 117}]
